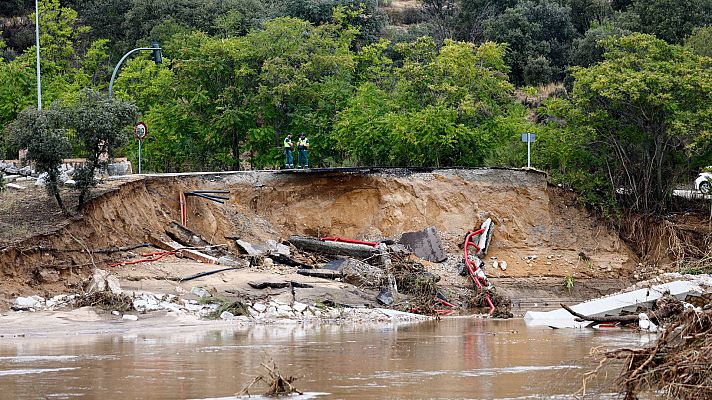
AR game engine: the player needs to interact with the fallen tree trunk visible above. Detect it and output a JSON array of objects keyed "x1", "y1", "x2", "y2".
[
  {"x1": 289, "y1": 236, "x2": 378, "y2": 260},
  {"x1": 560, "y1": 297, "x2": 682, "y2": 326}
]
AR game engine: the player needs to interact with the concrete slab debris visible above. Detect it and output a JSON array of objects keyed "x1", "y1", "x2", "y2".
[
  {"x1": 524, "y1": 280, "x2": 705, "y2": 328},
  {"x1": 248, "y1": 281, "x2": 291, "y2": 289},
  {"x1": 340, "y1": 258, "x2": 385, "y2": 287},
  {"x1": 297, "y1": 268, "x2": 342, "y2": 280},
  {"x1": 399, "y1": 226, "x2": 447, "y2": 263},
  {"x1": 86, "y1": 269, "x2": 122, "y2": 295},
  {"x1": 6, "y1": 183, "x2": 26, "y2": 190},
  {"x1": 235, "y1": 239, "x2": 264, "y2": 257},
  {"x1": 290, "y1": 236, "x2": 378, "y2": 259}
]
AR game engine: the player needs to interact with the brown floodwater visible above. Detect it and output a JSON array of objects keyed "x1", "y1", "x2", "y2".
[{"x1": 0, "y1": 318, "x2": 648, "y2": 399}]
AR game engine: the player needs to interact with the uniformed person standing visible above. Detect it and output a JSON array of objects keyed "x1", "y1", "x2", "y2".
[
  {"x1": 283, "y1": 133, "x2": 294, "y2": 169},
  {"x1": 297, "y1": 133, "x2": 309, "y2": 169}
]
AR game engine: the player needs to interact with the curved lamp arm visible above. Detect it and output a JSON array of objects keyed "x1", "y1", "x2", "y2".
[{"x1": 108, "y1": 47, "x2": 161, "y2": 98}]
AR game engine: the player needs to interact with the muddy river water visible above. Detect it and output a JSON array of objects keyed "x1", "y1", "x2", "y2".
[{"x1": 0, "y1": 318, "x2": 647, "y2": 399}]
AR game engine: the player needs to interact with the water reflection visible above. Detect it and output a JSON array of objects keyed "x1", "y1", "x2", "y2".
[{"x1": 0, "y1": 319, "x2": 642, "y2": 399}]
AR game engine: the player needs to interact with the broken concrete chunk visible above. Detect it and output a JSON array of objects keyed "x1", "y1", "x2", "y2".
[
  {"x1": 297, "y1": 268, "x2": 342, "y2": 280},
  {"x1": 399, "y1": 226, "x2": 447, "y2": 263},
  {"x1": 217, "y1": 256, "x2": 241, "y2": 267},
  {"x1": 86, "y1": 269, "x2": 122, "y2": 295},
  {"x1": 252, "y1": 302, "x2": 267, "y2": 313},
  {"x1": 191, "y1": 287, "x2": 210, "y2": 298},
  {"x1": 220, "y1": 311, "x2": 236, "y2": 320},
  {"x1": 266, "y1": 239, "x2": 291, "y2": 257},
  {"x1": 6, "y1": 183, "x2": 26, "y2": 190},
  {"x1": 235, "y1": 239, "x2": 264, "y2": 257},
  {"x1": 477, "y1": 218, "x2": 495, "y2": 256},
  {"x1": 247, "y1": 281, "x2": 290, "y2": 289},
  {"x1": 13, "y1": 296, "x2": 42, "y2": 310},
  {"x1": 377, "y1": 287, "x2": 394, "y2": 306},
  {"x1": 122, "y1": 314, "x2": 138, "y2": 321},
  {"x1": 289, "y1": 236, "x2": 378, "y2": 259},
  {"x1": 293, "y1": 301, "x2": 308, "y2": 313},
  {"x1": 340, "y1": 258, "x2": 385, "y2": 287},
  {"x1": 324, "y1": 259, "x2": 347, "y2": 271}
]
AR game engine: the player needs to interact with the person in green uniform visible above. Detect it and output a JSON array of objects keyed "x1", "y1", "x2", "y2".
[
  {"x1": 297, "y1": 133, "x2": 309, "y2": 169},
  {"x1": 283, "y1": 133, "x2": 294, "y2": 169}
]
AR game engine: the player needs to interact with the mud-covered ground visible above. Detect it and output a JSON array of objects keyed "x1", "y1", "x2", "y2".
[{"x1": 1, "y1": 168, "x2": 642, "y2": 322}]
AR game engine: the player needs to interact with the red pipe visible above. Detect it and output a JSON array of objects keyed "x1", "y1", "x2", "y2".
[
  {"x1": 320, "y1": 236, "x2": 379, "y2": 247},
  {"x1": 109, "y1": 251, "x2": 176, "y2": 268},
  {"x1": 463, "y1": 229, "x2": 495, "y2": 313}
]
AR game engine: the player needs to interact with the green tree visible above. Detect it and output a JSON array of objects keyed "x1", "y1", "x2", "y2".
[
  {"x1": 567, "y1": 33, "x2": 712, "y2": 213},
  {"x1": 5, "y1": 106, "x2": 71, "y2": 213},
  {"x1": 335, "y1": 39, "x2": 519, "y2": 166},
  {"x1": 484, "y1": 0, "x2": 576, "y2": 85},
  {"x1": 627, "y1": 0, "x2": 712, "y2": 44},
  {"x1": 570, "y1": 22, "x2": 629, "y2": 67},
  {"x1": 66, "y1": 89, "x2": 138, "y2": 209},
  {"x1": 686, "y1": 26, "x2": 712, "y2": 57},
  {"x1": 115, "y1": 17, "x2": 357, "y2": 171}
]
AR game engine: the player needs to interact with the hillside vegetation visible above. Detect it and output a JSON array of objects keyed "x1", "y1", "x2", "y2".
[{"x1": 0, "y1": 0, "x2": 710, "y2": 220}]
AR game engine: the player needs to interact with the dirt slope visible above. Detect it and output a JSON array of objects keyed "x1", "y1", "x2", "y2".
[{"x1": 0, "y1": 168, "x2": 637, "y2": 300}]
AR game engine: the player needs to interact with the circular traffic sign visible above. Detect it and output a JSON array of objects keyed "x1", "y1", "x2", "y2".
[{"x1": 134, "y1": 122, "x2": 148, "y2": 140}]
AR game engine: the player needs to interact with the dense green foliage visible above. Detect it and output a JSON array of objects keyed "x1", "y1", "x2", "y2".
[
  {"x1": 538, "y1": 34, "x2": 712, "y2": 214},
  {"x1": 1, "y1": 0, "x2": 711, "y2": 216},
  {"x1": 5, "y1": 106, "x2": 72, "y2": 212},
  {"x1": 67, "y1": 89, "x2": 138, "y2": 208}
]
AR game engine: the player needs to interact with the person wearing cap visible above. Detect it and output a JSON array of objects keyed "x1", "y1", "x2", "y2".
[
  {"x1": 297, "y1": 133, "x2": 310, "y2": 169},
  {"x1": 283, "y1": 133, "x2": 294, "y2": 169}
]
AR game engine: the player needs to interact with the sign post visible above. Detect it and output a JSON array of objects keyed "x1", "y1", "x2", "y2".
[
  {"x1": 521, "y1": 132, "x2": 536, "y2": 169},
  {"x1": 134, "y1": 122, "x2": 148, "y2": 174}
]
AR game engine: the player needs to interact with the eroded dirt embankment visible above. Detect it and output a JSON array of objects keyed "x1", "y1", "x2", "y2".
[{"x1": 0, "y1": 169, "x2": 637, "y2": 301}]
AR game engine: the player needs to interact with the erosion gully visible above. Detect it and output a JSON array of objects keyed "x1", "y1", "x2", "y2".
[{"x1": 0, "y1": 318, "x2": 649, "y2": 399}]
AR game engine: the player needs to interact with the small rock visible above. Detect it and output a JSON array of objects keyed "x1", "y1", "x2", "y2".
[
  {"x1": 220, "y1": 311, "x2": 236, "y2": 320},
  {"x1": 262, "y1": 257, "x2": 274, "y2": 268},
  {"x1": 191, "y1": 287, "x2": 210, "y2": 298},
  {"x1": 106, "y1": 275, "x2": 122, "y2": 294},
  {"x1": 500, "y1": 261, "x2": 507, "y2": 271},
  {"x1": 217, "y1": 256, "x2": 241, "y2": 267},
  {"x1": 252, "y1": 302, "x2": 267, "y2": 313},
  {"x1": 111, "y1": 310, "x2": 120, "y2": 316},
  {"x1": 492, "y1": 260, "x2": 499, "y2": 270},
  {"x1": 292, "y1": 302, "x2": 308, "y2": 313},
  {"x1": 122, "y1": 314, "x2": 138, "y2": 321},
  {"x1": 64, "y1": 179, "x2": 76, "y2": 187},
  {"x1": 13, "y1": 296, "x2": 41, "y2": 310}
]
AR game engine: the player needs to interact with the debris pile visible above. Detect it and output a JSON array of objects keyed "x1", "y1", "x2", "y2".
[
  {"x1": 239, "y1": 359, "x2": 303, "y2": 397},
  {"x1": 597, "y1": 305, "x2": 712, "y2": 400}
]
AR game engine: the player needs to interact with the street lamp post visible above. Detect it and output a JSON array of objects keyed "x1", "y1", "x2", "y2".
[
  {"x1": 108, "y1": 42, "x2": 162, "y2": 99},
  {"x1": 34, "y1": 0, "x2": 42, "y2": 111},
  {"x1": 107, "y1": 42, "x2": 162, "y2": 174}
]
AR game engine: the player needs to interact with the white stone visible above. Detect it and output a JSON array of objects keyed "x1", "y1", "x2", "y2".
[
  {"x1": 252, "y1": 303, "x2": 267, "y2": 313},
  {"x1": 106, "y1": 275, "x2": 122, "y2": 294},
  {"x1": 276, "y1": 304, "x2": 292, "y2": 313},
  {"x1": 220, "y1": 311, "x2": 236, "y2": 320},
  {"x1": 492, "y1": 260, "x2": 499, "y2": 270},
  {"x1": 292, "y1": 302, "x2": 308, "y2": 313},
  {"x1": 122, "y1": 314, "x2": 138, "y2": 321},
  {"x1": 14, "y1": 296, "x2": 41, "y2": 309},
  {"x1": 111, "y1": 310, "x2": 120, "y2": 316},
  {"x1": 500, "y1": 261, "x2": 508, "y2": 271},
  {"x1": 191, "y1": 287, "x2": 210, "y2": 298},
  {"x1": 64, "y1": 179, "x2": 76, "y2": 187},
  {"x1": 263, "y1": 257, "x2": 274, "y2": 268}
]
